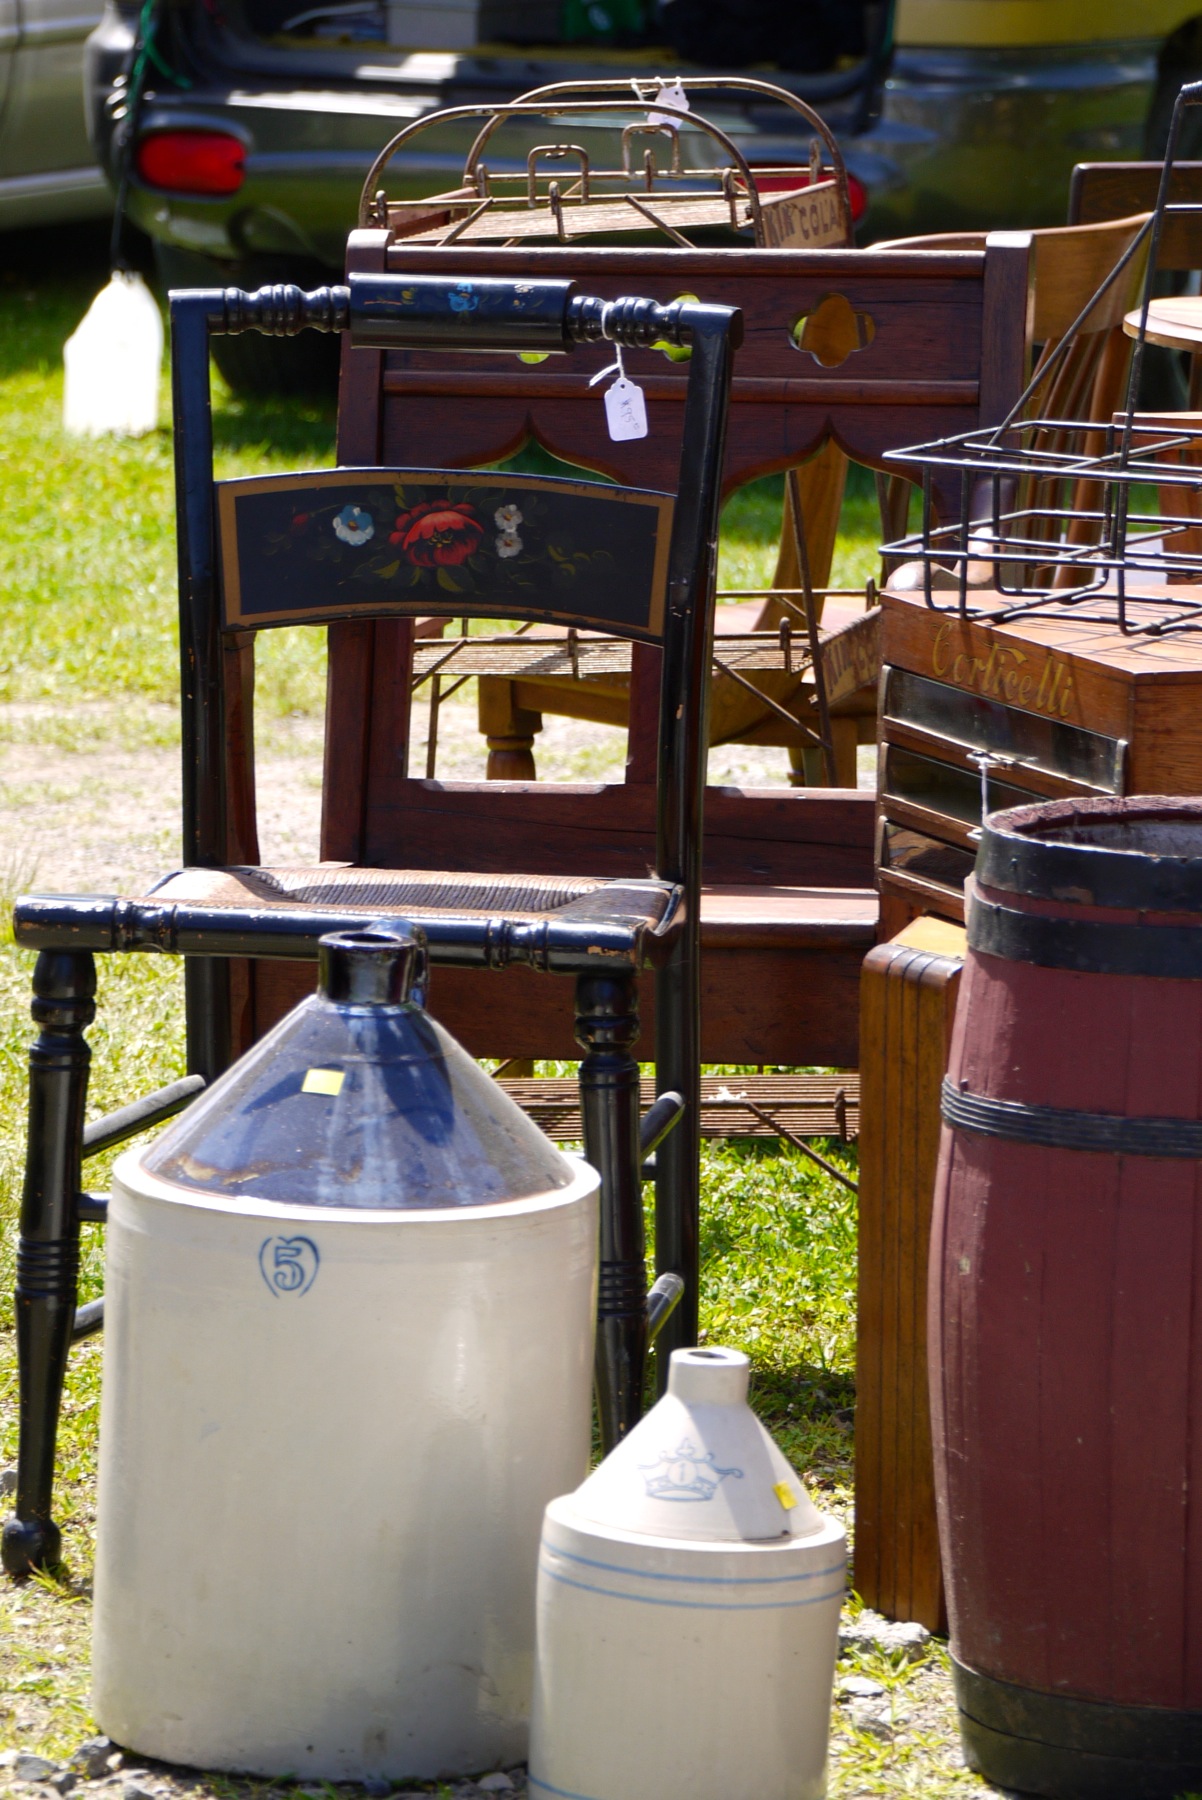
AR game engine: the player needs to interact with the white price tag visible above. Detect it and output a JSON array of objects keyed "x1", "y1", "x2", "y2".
[
  {"x1": 604, "y1": 375, "x2": 648, "y2": 441},
  {"x1": 649, "y1": 78, "x2": 690, "y2": 130}
]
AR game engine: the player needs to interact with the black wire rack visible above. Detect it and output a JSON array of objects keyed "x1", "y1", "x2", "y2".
[{"x1": 880, "y1": 80, "x2": 1202, "y2": 638}]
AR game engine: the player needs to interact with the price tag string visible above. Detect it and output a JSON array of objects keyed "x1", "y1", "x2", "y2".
[
  {"x1": 587, "y1": 342, "x2": 630, "y2": 389},
  {"x1": 588, "y1": 340, "x2": 649, "y2": 441}
]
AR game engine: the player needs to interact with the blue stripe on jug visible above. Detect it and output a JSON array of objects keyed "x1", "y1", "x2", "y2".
[
  {"x1": 527, "y1": 1775, "x2": 602, "y2": 1800},
  {"x1": 540, "y1": 1547, "x2": 845, "y2": 1612},
  {"x1": 547, "y1": 1541, "x2": 844, "y2": 1588}
]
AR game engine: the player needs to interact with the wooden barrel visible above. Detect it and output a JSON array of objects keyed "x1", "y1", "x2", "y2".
[{"x1": 931, "y1": 795, "x2": 1202, "y2": 1800}]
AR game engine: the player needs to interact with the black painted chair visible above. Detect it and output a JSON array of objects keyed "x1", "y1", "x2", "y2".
[{"x1": 3, "y1": 273, "x2": 740, "y2": 1575}]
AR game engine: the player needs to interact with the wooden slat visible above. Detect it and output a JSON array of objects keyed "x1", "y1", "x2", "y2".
[
  {"x1": 403, "y1": 192, "x2": 750, "y2": 244},
  {"x1": 249, "y1": 924, "x2": 871, "y2": 1066},
  {"x1": 855, "y1": 918, "x2": 964, "y2": 1633},
  {"x1": 383, "y1": 370, "x2": 981, "y2": 407},
  {"x1": 412, "y1": 632, "x2": 816, "y2": 679},
  {"x1": 361, "y1": 780, "x2": 876, "y2": 886},
  {"x1": 381, "y1": 242, "x2": 996, "y2": 279},
  {"x1": 496, "y1": 1071, "x2": 859, "y2": 1141}
]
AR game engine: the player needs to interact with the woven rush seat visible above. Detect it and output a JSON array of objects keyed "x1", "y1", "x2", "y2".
[
  {"x1": 146, "y1": 865, "x2": 633, "y2": 920},
  {"x1": 137, "y1": 868, "x2": 873, "y2": 948}
]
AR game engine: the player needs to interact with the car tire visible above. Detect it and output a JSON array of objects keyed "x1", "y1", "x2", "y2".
[{"x1": 154, "y1": 244, "x2": 342, "y2": 399}]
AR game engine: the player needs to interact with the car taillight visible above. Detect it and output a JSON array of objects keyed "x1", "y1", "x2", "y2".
[
  {"x1": 750, "y1": 165, "x2": 869, "y2": 223},
  {"x1": 136, "y1": 131, "x2": 246, "y2": 197}
]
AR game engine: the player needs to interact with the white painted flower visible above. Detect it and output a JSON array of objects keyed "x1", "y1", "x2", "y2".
[
  {"x1": 494, "y1": 504, "x2": 523, "y2": 531},
  {"x1": 333, "y1": 503, "x2": 374, "y2": 546},
  {"x1": 496, "y1": 531, "x2": 523, "y2": 558}
]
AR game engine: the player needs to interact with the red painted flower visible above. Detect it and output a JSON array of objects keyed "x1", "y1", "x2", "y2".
[{"x1": 390, "y1": 499, "x2": 483, "y2": 566}]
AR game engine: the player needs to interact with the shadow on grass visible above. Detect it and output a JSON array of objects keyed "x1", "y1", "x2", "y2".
[
  {"x1": 752, "y1": 1358, "x2": 855, "y2": 1487},
  {"x1": 753, "y1": 1358, "x2": 856, "y2": 1427},
  {"x1": 211, "y1": 396, "x2": 336, "y2": 464}
]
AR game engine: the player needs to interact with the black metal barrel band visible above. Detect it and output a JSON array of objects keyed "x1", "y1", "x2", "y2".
[
  {"x1": 941, "y1": 1077, "x2": 1202, "y2": 1159},
  {"x1": 968, "y1": 891, "x2": 1202, "y2": 978}
]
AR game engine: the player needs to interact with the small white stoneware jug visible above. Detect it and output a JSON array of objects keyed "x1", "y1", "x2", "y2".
[{"x1": 529, "y1": 1345, "x2": 847, "y2": 1800}]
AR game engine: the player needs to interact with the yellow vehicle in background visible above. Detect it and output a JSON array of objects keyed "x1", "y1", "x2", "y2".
[{"x1": 864, "y1": 0, "x2": 1202, "y2": 234}]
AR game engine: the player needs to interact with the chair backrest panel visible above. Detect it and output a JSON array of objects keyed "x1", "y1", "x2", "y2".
[
  {"x1": 218, "y1": 469, "x2": 674, "y2": 640},
  {"x1": 349, "y1": 776, "x2": 873, "y2": 882},
  {"x1": 349, "y1": 238, "x2": 1031, "y2": 502},
  {"x1": 1068, "y1": 162, "x2": 1202, "y2": 271},
  {"x1": 877, "y1": 216, "x2": 1149, "y2": 342}
]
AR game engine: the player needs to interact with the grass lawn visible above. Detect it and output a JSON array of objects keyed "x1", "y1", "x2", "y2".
[{"x1": 0, "y1": 223, "x2": 994, "y2": 1798}]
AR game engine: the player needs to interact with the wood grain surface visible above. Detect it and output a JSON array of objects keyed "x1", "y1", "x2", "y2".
[
  {"x1": 931, "y1": 888, "x2": 1202, "y2": 1706},
  {"x1": 856, "y1": 917, "x2": 964, "y2": 1632}
]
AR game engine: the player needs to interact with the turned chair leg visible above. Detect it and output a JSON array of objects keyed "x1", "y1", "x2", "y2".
[
  {"x1": 575, "y1": 970, "x2": 646, "y2": 1452},
  {"x1": 479, "y1": 677, "x2": 542, "y2": 781},
  {"x1": 2, "y1": 951, "x2": 95, "y2": 1577}
]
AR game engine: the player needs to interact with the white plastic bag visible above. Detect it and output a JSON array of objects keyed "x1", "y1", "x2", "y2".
[{"x1": 63, "y1": 270, "x2": 164, "y2": 437}]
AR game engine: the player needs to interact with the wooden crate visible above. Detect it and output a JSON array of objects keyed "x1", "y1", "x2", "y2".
[
  {"x1": 877, "y1": 585, "x2": 1202, "y2": 931},
  {"x1": 856, "y1": 914, "x2": 964, "y2": 1631}
]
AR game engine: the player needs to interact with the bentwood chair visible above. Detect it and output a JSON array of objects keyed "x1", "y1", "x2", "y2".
[
  {"x1": 2, "y1": 273, "x2": 740, "y2": 1577},
  {"x1": 1068, "y1": 160, "x2": 1202, "y2": 411},
  {"x1": 879, "y1": 215, "x2": 1151, "y2": 422}
]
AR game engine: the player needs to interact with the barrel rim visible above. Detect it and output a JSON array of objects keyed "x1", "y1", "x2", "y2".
[
  {"x1": 967, "y1": 881, "x2": 1202, "y2": 977},
  {"x1": 979, "y1": 796, "x2": 1202, "y2": 913}
]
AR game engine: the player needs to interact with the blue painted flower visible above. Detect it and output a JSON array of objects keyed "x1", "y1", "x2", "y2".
[
  {"x1": 332, "y1": 503, "x2": 374, "y2": 546},
  {"x1": 448, "y1": 281, "x2": 478, "y2": 314}
]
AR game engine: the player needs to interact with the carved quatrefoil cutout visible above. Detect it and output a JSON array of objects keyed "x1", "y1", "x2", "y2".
[{"x1": 790, "y1": 292, "x2": 876, "y2": 368}]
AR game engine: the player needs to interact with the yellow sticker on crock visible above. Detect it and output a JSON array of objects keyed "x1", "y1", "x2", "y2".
[
  {"x1": 774, "y1": 1481, "x2": 798, "y2": 1511},
  {"x1": 302, "y1": 1068, "x2": 344, "y2": 1096}
]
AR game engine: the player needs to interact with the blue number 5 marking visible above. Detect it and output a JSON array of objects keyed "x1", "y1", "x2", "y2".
[{"x1": 259, "y1": 1235, "x2": 319, "y2": 1297}]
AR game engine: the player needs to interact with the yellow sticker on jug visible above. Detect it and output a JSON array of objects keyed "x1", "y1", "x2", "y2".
[
  {"x1": 774, "y1": 1481, "x2": 798, "y2": 1511},
  {"x1": 302, "y1": 1068, "x2": 344, "y2": 1096}
]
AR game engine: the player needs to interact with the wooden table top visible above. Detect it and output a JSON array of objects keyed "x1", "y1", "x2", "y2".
[{"x1": 1124, "y1": 296, "x2": 1202, "y2": 352}]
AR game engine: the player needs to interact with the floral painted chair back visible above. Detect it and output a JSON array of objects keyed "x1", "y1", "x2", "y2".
[{"x1": 219, "y1": 471, "x2": 672, "y2": 642}]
